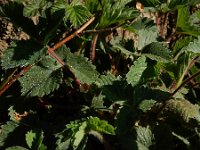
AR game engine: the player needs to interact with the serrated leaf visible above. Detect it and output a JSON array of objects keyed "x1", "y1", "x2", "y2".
[
  {"x1": 168, "y1": 0, "x2": 200, "y2": 10},
  {"x1": 72, "y1": 122, "x2": 87, "y2": 150},
  {"x1": 138, "y1": 99, "x2": 157, "y2": 112},
  {"x1": 142, "y1": 42, "x2": 172, "y2": 63},
  {"x1": 173, "y1": 36, "x2": 194, "y2": 57},
  {"x1": 65, "y1": 4, "x2": 92, "y2": 28},
  {"x1": 51, "y1": 0, "x2": 67, "y2": 13},
  {"x1": 91, "y1": 94, "x2": 106, "y2": 109},
  {"x1": 1, "y1": 40, "x2": 46, "y2": 69},
  {"x1": 162, "y1": 99, "x2": 200, "y2": 125},
  {"x1": 19, "y1": 56, "x2": 63, "y2": 97},
  {"x1": 0, "y1": 121, "x2": 19, "y2": 147},
  {"x1": 98, "y1": 2, "x2": 139, "y2": 28},
  {"x1": 0, "y1": 2, "x2": 42, "y2": 39},
  {"x1": 25, "y1": 130, "x2": 45, "y2": 150},
  {"x1": 23, "y1": 0, "x2": 48, "y2": 18},
  {"x1": 176, "y1": 7, "x2": 200, "y2": 37},
  {"x1": 136, "y1": 28, "x2": 158, "y2": 50},
  {"x1": 5, "y1": 146, "x2": 28, "y2": 150},
  {"x1": 135, "y1": 126, "x2": 155, "y2": 150},
  {"x1": 65, "y1": 52, "x2": 99, "y2": 85},
  {"x1": 126, "y1": 56, "x2": 147, "y2": 86},
  {"x1": 183, "y1": 36, "x2": 200, "y2": 53},
  {"x1": 86, "y1": 117, "x2": 115, "y2": 135}
]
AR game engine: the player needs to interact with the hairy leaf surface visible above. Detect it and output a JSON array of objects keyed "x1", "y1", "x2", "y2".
[
  {"x1": 126, "y1": 56, "x2": 147, "y2": 86},
  {"x1": 1, "y1": 40, "x2": 46, "y2": 69},
  {"x1": 19, "y1": 56, "x2": 63, "y2": 97}
]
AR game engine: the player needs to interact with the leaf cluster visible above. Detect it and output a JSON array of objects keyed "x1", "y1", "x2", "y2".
[{"x1": 1, "y1": 0, "x2": 200, "y2": 149}]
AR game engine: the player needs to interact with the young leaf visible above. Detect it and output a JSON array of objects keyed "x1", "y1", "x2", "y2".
[
  {"x1": 23, "y1": 0, "x2": 50, "y2": 18},
  {"x1": 65, "y1": 4, "x2": 92, "y2": 28},
  {"x1": 98, "y1": 1, "x2": 139, "y2": 28},
  {"x1": 72, "y1": 122, "x2": 87, "y2": 150},
  {"x1": 135, "y1": 126, "x2": 155, "y2": 150},
  {"x1": 86, "y1": 117, "x2": 115, "y2": 135},
  {"x1": 25, "y1": 130, "x2": 46, "y2": 150},
  {"x1": 19, "y1": 55, "x2": 63, "y2": 97},
  {"x1": 126, "y1": 56, "x2": 147, "y2": 86},
  {"x1": 1, "y1": 40, "x2": 46, "y2": 69}
]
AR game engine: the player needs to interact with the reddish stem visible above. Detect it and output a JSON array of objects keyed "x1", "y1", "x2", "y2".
[
  {"x1": 90, "y1": 33, "x2": 99, "y2": 64},
  {"x1": 0, "y1": 65, "x2": 32, "y2": 96}
]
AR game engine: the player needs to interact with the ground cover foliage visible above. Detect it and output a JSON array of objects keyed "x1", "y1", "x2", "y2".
[{"x1": 1, "y1": 0, "x2": 200, "y2": 149}]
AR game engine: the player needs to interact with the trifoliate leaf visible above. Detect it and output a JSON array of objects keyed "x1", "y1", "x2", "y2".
[
  {"x1": 19, "y1": 55, "x2": 63, "y2": 97},
  {"x1": 1, "y1": 40, "x2": 46, "y2": 69},
  {"x1": 135, "y1": 126, "x2": 155, "y2": 150},
  {"x1": 86, "y1": 117, "x2": 115, "y2": 135},
  {"x1": 126, "y1": 56, "x2": 147, "y2": 86},
  {"x1": 142, "y1": 42, "x2": 172, "y2": 63},
  {"x1": 65, "y1": 4, "x2": 92, "y2": 28}
]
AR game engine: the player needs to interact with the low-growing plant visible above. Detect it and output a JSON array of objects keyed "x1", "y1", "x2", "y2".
[{"x1": 1, "y1": 0, "x2": 200, "y2": 149}]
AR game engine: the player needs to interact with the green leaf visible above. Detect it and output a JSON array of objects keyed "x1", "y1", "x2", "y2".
[
  {"x1": 183, "y1": 36, "x2": 200, "y2": 54},
  {"x1": 0, "y1": 121, "x2": 19, "y2": 147},
  {"x1": 64, "y1": 51, "x2": 99, "y2": 84},
  {"x1": 23, "y1": 0, "x2": 49, "y2": 18},
  {"x1": 6, "y1": 146, "x2": 28, "y2": 150},
  {"x1": 51, "y1": 0, "x2": 67, "y2": 13},
  {"x1": 98, "y1": 0, "x2": 139, "y2": 28},
  {"x1": 142, "y1": 42, "x2": 172, "y2": 63},
  {"x1": 19, "y1": 55, "x2": 63, "y2": 97},
  {"x1": 25, "y1": 130, "x2": 46, "y2": 150},
  {"x1": 136, "y1": 28, "x2": 159, "y2": 50},
  {"x1": 72, "y1": 122, "x2": 87, "y2": 150},
  {"x1": 176, "y1": 7, "x2": 200, "y2": 36},
  {"x1": 162, "y1": 99, "x2": 200, "y2": 125},
  {"x1": 173, "y1": 36, "x2": 194, "y2": 58},
  {"x1": 126, "y1": 56, "x2": 147, "y2": 86},
  {"x1": 138, "y1": 99, "x2": 157, "y2": 112},
  {"x1": 168, "y1": 0, "x2": 200, "y2": 10},
  {"x1": 0, "y1": 2, "x2": 42, "y2": 40},
  {"x1": 86, "y1": 117, "x2": 115, "y2": 135},
  {"x1": 1, "y1": 40, "x2": 46, "y2": 69},
  {"x1": 135, "y1": 126, "x2": 155, "y2": 150},
  {"x1": 65, "y1": 4, "x2": 92, "y2": 28}
]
